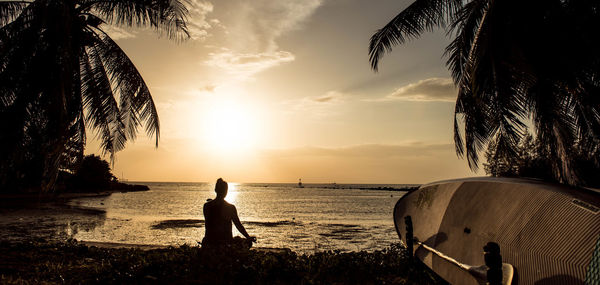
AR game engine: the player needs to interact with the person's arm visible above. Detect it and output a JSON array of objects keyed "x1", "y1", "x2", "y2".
[{"x1": 231, "y1": 205, "x2": 255, "y2": 241}]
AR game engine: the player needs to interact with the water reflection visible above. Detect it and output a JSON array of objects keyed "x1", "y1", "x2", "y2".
[
  {"x1": 225, "y1": 182, "x2": 239, "y2": 204},
  {"x1": 13, "y1": 182, "x2": 407, "y2": 253},
  {"x1": 0, "y1": 202, "x2": 107, "y2": 243}
]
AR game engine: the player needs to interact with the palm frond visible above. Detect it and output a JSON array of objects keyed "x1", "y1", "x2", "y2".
[
  {"x1": 444, "y1": 0, "x2": 488, "y2": 84},
  {"x1": 0, "y1": 0, "x2": 29, "y2": 27},
  {"x1": 368, "y1": 0, "x2": 462, "y2": 71},
  {"x1": 453, "y1": 0, "x2": 533, "y2": 170},
  {"x1": 60, "y1": 70, "x2": 86, "y2": 172},
  {"x1": 90, "y1": 26, "x2": 159, "y2": 147},
  {"x1": 81, "y1": 42, "x2": 127, "y2": 160},
  {"x1": 528, "y1": 81, "x2": 579, "y2": 184},
  {"x1": 87, "y1": 0, "x2": 189, "y2": 41},
  {"x1": 456, "y1": 85, "x2": 494, "y2": 169}
]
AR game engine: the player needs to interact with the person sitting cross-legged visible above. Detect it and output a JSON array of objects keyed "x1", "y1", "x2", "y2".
[{"x1": 201, "y1": 178, "x2": 256, "y2": 248}]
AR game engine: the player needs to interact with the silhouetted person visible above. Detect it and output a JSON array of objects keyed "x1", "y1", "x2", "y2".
[{"x1": 202, "y1": 178, "x2": 256, "y2": 248}]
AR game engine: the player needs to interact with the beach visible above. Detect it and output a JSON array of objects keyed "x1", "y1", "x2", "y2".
[
  {"x1": 0, "y1": 183, "x2": 447, "y2": 284},
  {"x1": 0, "y1": 182, "x2": 414, "y2": 253}
]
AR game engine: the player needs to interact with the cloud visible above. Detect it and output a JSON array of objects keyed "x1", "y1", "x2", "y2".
[
  {"x1": 202, "y1": 0, "x2": 322, "y2": 79},
  {"x1": 311, "y1": 91, "x2": 344, "y2": 103},
  {"x1": 104, "y1": 141, "x2": 477, "y2": 183},
  {"x1": 198, "y1": 84, "x2": 217, "y2": 93},
  {"x1": 259, "y1": 143, "x2": 476, "y2": 183},
  {"x1": 205, "y1": 49, "x2": 295, "y2": 79},
  {"x1": 102, "y1": 25, "x2": 137, "y2": 40},
  {"x1": 276, "y1": 90, "x2": 347, "y2": 120},
  {"x1": 264, "y1": 143, "x2": 454, "y2": 158},
  {"x1": 232, "y1": 0, "x2": 322, "y2": 51},
  {"x1": 187, "y1": 0, "x2": 218, "y2": 41},
  {"x1": 387, "y1": 78, "x2": 457, "y2": 102}
]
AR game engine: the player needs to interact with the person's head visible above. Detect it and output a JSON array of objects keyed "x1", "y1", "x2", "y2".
[{"x1": 215, "y1": 178, "x2": 228, "y2": 199}]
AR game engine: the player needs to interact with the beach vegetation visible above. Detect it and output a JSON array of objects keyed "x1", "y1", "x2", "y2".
[
  {"x1": 0, "y1": 0, "x2": 189, "y2": 193},
  {"x1": 0, "y1": 241, "x2": 446, "y2": 284},
  {"x1": 66, "y1": 154, "x2": 116, "y2": 191},
  {"x1": 369, "y1": 0, "x2": 600, "y2": 186}
]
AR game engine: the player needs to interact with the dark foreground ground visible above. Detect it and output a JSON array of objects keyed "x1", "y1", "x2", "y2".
[{"x1": 0, "y1": 240, "x2": 445, "y2": 284}]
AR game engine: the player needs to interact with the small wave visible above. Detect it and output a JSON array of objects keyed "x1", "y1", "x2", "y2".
[
  {"x1": 325, "y1": 223, "x2": 360, "y2": 228},
  {"x1": 246, "y1": 220, "x2": 298, "y2": 227},
  {"x1": 151, "y1": 219, "x2": 204, "y2": 230},
  {"x1": 151, "y1": 219, "x2": 297, "y2": 229},
  {"x1": 316, "y1": 224, "x2": 370, "y2": 240},
  {"x1": 289, "y1": 234, "x2": 311, "y2": 239}
]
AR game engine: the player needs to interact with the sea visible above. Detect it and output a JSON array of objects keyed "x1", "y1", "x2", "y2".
[{"x1": 1, "y1": 182, "x2": 416, "y2": 253}]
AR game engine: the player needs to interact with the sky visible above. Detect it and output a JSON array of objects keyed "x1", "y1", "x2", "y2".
[{"x1": 85, "y1": 0, "x2": 482, "y2": 183}]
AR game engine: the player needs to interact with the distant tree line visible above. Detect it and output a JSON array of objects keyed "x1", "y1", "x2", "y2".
[
  {"x1": 58, "y1": 154, "x2": 116, "y2": 192},
  {"x1": 484, "y1": 133, "x2": 600, "y2": 188},
  {"x1": 55, "y1": 154, "x2": 148, "y2": 193}
]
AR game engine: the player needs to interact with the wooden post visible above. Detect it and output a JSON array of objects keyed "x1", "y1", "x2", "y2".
[
  {"x1": 405, "y1": 215, "x2": 413, "y2": 259},
  {"x1": 484, "y1": 242, "x2": 502, "y2": 285}
]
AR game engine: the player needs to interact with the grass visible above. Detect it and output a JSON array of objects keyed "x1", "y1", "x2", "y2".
[{"x1": 0, "y1": 240, "x2": 446, "y2": 284}]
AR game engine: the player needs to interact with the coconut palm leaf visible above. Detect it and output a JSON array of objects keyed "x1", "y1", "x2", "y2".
[
  {"x1": 444, "y1": 0, "x2": 488, "y2": 84},
  {"x1": 453, "y1": 0, "x2": 527, "y2": 169},
  {"x1": 92, "y1": 28, "x2": 160, "y2": 146},
  {"x1": 369, "y1": 0, "x2": 462, "y2": 71},
  {"x1": 81, "y1": 45, "x2": 124, "y2": 158},
  {"x1": 0, "y1": 0, "x2": 29, "y2": 26},
  {"x1": 83, "y1": 0, "x2": 189, "y2": 40}
]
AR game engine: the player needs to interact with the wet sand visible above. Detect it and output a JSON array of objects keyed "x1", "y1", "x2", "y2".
[{"x1": 0, "y1": 197, "x2": 107, "y2": 243}]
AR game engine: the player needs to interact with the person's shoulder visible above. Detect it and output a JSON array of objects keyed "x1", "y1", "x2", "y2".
[
  {"x1": 223, "y1": 201, "x2": 236, "y2": 209},
  {"x1": 204, "y1": 199, "x2": 215, "y2": 207}
]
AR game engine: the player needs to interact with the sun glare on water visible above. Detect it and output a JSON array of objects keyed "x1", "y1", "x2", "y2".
[{"x1": 225, "y1": 182, "x2": 239, "y2": 204}]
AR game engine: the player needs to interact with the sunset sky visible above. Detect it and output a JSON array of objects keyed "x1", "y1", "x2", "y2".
[{"x1": 86, "y1": 0, "x2": 481, "y2": 183}]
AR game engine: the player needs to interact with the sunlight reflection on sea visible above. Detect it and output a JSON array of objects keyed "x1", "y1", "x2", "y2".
[{"x1": 68, "y1": 182, "x2": 413, "y2": 253}]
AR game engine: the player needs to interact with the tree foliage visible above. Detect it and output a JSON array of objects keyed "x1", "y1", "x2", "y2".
[
  {"x1": 69, "y1": 154, "x2": 116, "y2": 191},
  {"x1": 369, "y1": 0, "x2": 600, "y2": 186},
  {"x1": 484, "y1": 133, "x2": 600, "y2": 188},
  {"x1": 0, "y1": 0, "x2": 189, "y2": 192},
  {"x1": 484, "y1": 133, "x2": 554, "y2": 181}
]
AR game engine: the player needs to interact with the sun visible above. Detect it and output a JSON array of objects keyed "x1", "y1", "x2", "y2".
[{"x1": 202, "y1": 98, "x2": 259, "y2": 154}]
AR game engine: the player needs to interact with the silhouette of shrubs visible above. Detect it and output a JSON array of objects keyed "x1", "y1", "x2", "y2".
[{"x1": 0, "y1": 241, "x2": 446, "y2": 284}]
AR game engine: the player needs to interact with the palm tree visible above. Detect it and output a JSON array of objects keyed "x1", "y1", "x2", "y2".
[
  {"x1": 0, "y1": 0, "x2": 189, "y2": 191},
  {"x1": 369, "y1": 0, "x2": 600, "y2": 185}
]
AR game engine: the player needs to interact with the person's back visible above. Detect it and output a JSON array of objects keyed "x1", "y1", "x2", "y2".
[
  {"x1": 203, "y1": 198, "x2": 234, "y2": 244},
  {"x1": 201, "y1": 178, "x2": 255, "y2": 248}
]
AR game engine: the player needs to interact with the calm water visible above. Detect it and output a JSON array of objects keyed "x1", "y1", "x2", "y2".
[{"x1": 3, "y1": 183, "x2": 413, "y2": 253}]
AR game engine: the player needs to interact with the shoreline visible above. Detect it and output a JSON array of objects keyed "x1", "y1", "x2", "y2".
[
  {"x1": 0, "y1": 184, "x2": 149, "y2": 206},
  {"x1": 79, "y1": 241, "x2": 294, "y2": 254}
]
